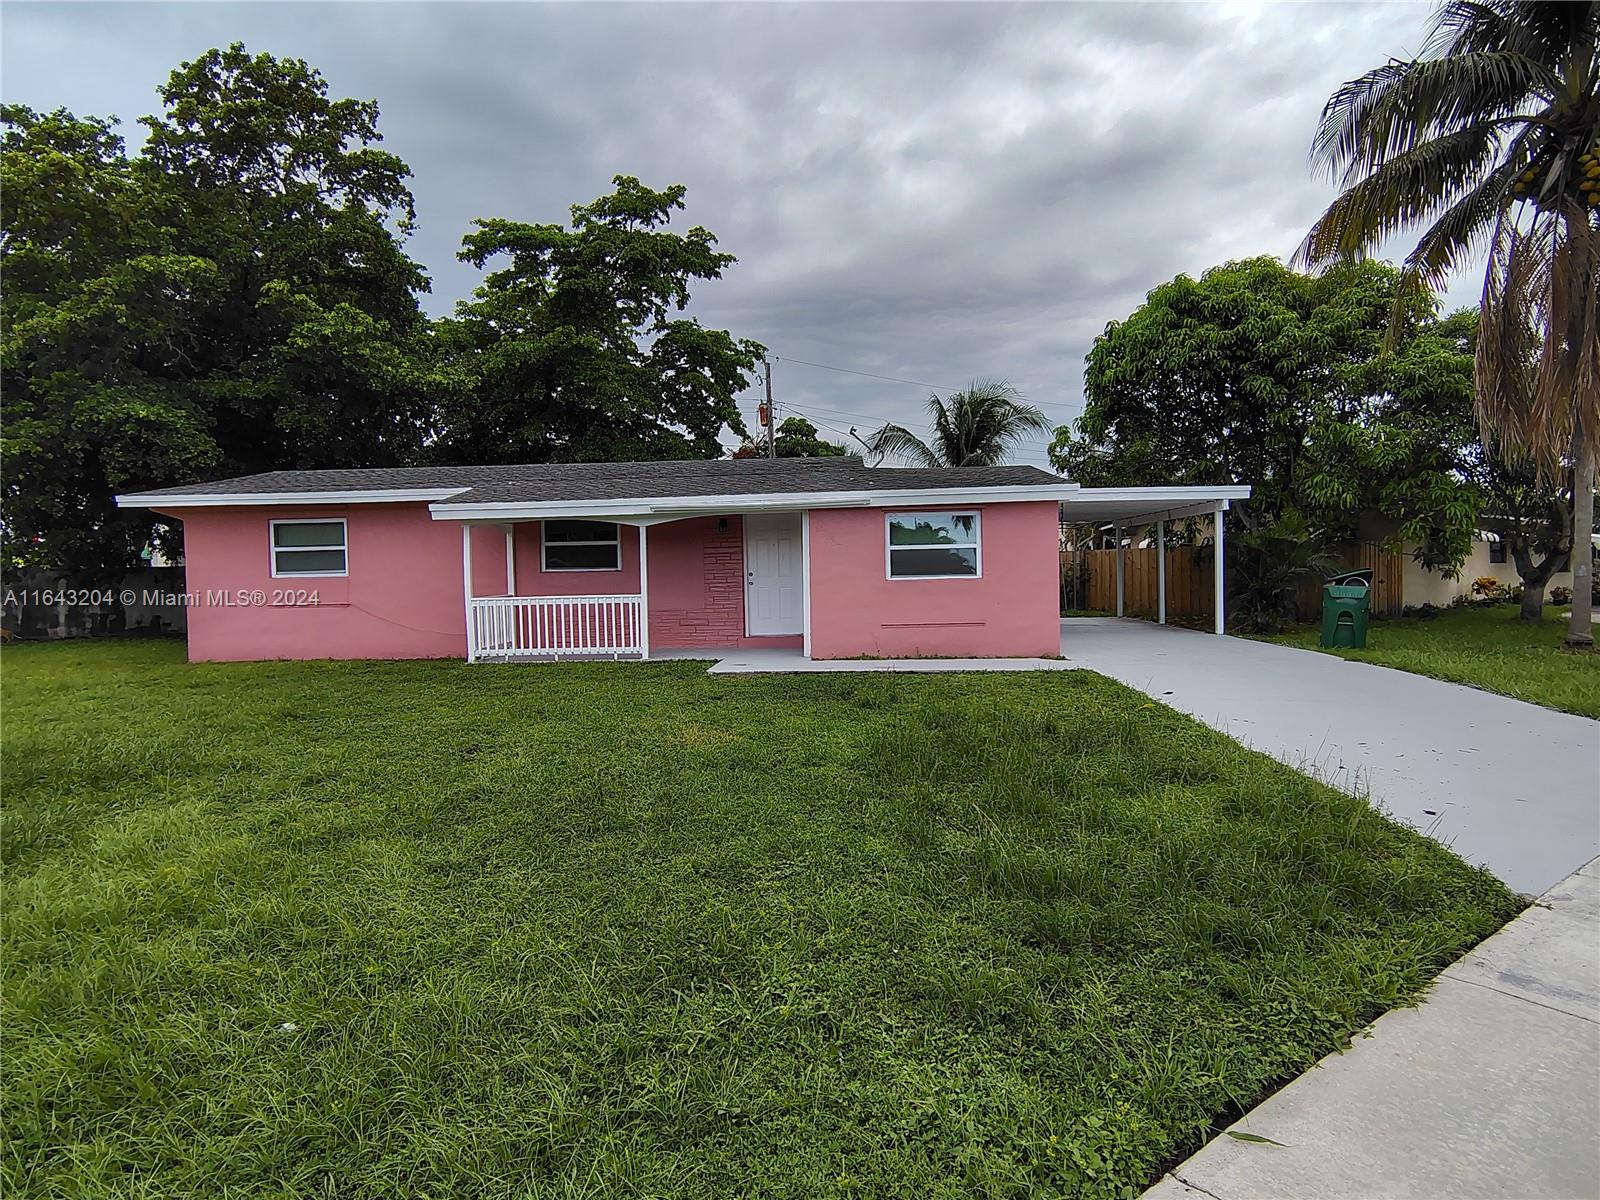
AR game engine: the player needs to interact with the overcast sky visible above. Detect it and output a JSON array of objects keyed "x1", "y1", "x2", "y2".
[{"x1": 3, "y1": 1, "x2": 1473, "y2": 467}]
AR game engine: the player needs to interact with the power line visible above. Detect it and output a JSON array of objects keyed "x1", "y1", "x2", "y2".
[
  {"x1": 783, "y1": 399, "x2": 900, "y2": 426},
  {"x1": 774, "y1": 353, "x2": 1080, "y2": 416},
  {"x1": 774, "y1": 356, "x2": 957, "y2": 393}
]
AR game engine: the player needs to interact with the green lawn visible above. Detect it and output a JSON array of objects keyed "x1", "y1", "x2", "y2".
[
  {"x1": 2, "y1": 642, "x2": 1519, "y2": 1199},
  {"x1": 1260, "y1": 604, "x2": 1600, "y2": 720}
]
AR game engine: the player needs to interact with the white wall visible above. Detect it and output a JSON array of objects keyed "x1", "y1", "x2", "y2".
[{"x1": 1402, "y1": 538, "x2": 1574, "y2": 607}]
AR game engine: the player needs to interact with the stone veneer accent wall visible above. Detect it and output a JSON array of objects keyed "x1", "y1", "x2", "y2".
[{"x1": 649, "y1": 517, "x2": 747, "y2": 648}]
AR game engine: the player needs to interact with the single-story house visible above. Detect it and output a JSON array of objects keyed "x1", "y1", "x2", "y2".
[
  {"x1": 115, "y1": 457, "x2": 1249, "y2": 663},
  {"x1": 1401, "y1": 532, "x2": 1584, "y2": 607}
]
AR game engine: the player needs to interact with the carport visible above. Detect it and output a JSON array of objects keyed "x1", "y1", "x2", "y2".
[{"x1": 1059, "y1": 486, "x2": 1253, "y2": 634}]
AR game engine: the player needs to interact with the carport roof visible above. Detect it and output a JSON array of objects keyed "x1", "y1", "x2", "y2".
[{"x1": 1058, "y1": 486, "x2": 1253, "y2": 525}]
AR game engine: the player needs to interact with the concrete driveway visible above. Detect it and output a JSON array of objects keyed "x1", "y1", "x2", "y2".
[{"x1": 1061, "y1": 618, "x2": 1599, "y2": 895}]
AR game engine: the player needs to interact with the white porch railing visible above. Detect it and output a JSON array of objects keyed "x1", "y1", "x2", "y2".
[{"x1": 468, "y1": 595, "x2": 644, "y2": 662}]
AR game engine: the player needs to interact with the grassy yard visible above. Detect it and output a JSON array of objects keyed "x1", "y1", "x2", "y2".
[
  {"x1": 2, "y1": 642, "x2": 1519, "y2": 1199},
  {"x1": 1260, "y1": 604, "x2": 1599, "y2": 720}
]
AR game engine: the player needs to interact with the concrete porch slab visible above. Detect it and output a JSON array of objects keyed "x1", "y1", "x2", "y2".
[{"x1": 649, "y1": 646, "x2": 1077, "y2": 674}]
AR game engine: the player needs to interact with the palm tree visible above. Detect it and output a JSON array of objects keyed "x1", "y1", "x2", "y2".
[
  {"x1": 1301, "y1": 0, "x2": 1598, "y2": 647},
  {"x1": 866, "y1": 380, "x2": 1049, "y2": 468}
]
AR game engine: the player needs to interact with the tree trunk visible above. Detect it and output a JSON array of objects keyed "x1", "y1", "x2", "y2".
[
  {"x1": 1568, "y1": 420, "x2": 1595, "y2": 648},
  {"x1": 1520, "y1": 584, "x2": 1547, "y2": 621},
  {"x1": 1507, "y1": 533, "x2": 1565, "y2": 621}
]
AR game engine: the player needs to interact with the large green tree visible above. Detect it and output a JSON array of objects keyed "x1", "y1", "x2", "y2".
[
  {"x1": 1, "y1": 107, "x2": 220, "y2": 572},
  {"x1": 137, "y1": 45, "x2": 438, "y2": 477},
  {"x1": 1302, "y1": 0, "x2": 1597, "y2": 646},
  {"x1": 2, "y1": 45, "x2": 435, "y2": 574},
  {"x1": 1050, "y1": 258, "x2": 1487, "y2": 613},
  {"x1": 433, "y1": 177, "x2": 763, "y2": 463}
]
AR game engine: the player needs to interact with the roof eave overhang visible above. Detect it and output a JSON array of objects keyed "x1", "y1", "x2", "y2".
[
  {"x1": 114, "y1": 488, "x2": 471, "y2": 509},
  {"x1": 1058, "y1": 485, "x2": 1254, "y2": 525},
  {"x1": 428, "y1": 483, "x2": 1082, "y2": 522}
]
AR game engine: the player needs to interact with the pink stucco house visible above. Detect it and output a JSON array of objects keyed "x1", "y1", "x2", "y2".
[{"x1": 115, "y1": 458, "x2": 1247, "y2": 663}]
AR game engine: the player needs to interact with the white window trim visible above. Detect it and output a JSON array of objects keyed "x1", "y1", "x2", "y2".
[
  {"x1": 541, "y1": 519, "x2": 623, "y2": 573},
  {"x1": 269, "y1": 518, "x2": 348, "y2": 578},
  {"x1": 885, "y1": 510, "x2": 982, "y2": 580}
]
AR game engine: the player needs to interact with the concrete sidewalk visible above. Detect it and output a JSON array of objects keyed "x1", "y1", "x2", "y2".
[{"x1": 1145, "y1": 858, "x2": 1600, "y2": 1200}]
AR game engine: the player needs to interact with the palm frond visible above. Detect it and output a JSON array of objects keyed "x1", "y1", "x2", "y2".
[
  {"x1": 928, "y1": 379, "x2": 1050, "y2": 467},
  {"x1": 1301, "y1": 123, "x2": 1505, "y2": 265},
  {"x1": 1311, "y1": 52, "x2": 1554, "y2": 183},
  {"x1": 1477, "y1": 203, "x2": 1600, "y2": 471},
  {"x1": 865, "y1": 422, "x2": 940, "y2": 468},
  {"x1": 1401, "y1": 161, "x2": 1520, "y2": 291},
  {"x1": 1430, "y1": 1, "x2": 1600, "y2": 69},
  {"x1": 871, "y1": 380, "x2": 1049, "y2": 468}
]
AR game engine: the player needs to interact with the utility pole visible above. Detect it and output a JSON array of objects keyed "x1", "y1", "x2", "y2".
[{"x1": 761, "y1": 359, "x2": 776, "y2": 459}]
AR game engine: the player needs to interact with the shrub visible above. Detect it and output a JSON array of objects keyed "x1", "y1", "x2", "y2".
[
  {"x1": 1402, "y1": 602, "x2": 1443, "y2": 619},
  {"x1": 1550, "y1": 586, "x2": 1573, "y2": 606},
  {"x1": 1467, "y1": 576, "x2": 1517, "y2": 607},
  {"x1": 1228, "y1": 509, "x2": 1340, "y2": 633}
]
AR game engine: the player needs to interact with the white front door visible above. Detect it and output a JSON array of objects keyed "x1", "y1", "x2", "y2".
[{"x1": 744, "y1": 513, "x2": 803, "y2": 636}]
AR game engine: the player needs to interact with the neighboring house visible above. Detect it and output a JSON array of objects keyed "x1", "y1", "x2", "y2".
[
  {"x1": 1401, "y1": 532, "x2": 1581, "y2": 607},
  {"x1": 115, "y1": 457, "x2": 1247, "y2": 663}
]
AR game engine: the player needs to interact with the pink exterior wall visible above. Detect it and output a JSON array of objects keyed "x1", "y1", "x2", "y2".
[
  {"x1": 171, "y1": 507, "x2": 788, "y2": 661},
  {"x1": 171, "y1": 503, "x2": 470, "y2": 662},
  {"x1": 807, "y1": 501, "x2": 1061, "y2": 659},
  {"x1": 506, "y1": 523, "x2": 642, "y2": 598},
  {"x1": 507, "y1": 516, "x2": 787, "y2": 649},
  {"x1": 170, "y1": 500, "x2": 1054, "y2": 663}
]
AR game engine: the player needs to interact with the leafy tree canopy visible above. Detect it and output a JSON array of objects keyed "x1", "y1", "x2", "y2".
[
  {"x1": 2, "y1": 45, "x2": 437, "y2": 573},
  {"x1": 734, "y1": 416, "x2": 847, "y2": 459},
  {"x1": 1050, "y1": 257, "x2": 1484, "y2": 573},
  {"x1": 433, "y1": 176, "x2": 763, "y2": 464}
]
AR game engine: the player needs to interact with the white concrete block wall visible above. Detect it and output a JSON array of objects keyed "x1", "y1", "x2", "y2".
[{"x1": 1401, "y1": 538, "x2": 1575, "y2": 607}]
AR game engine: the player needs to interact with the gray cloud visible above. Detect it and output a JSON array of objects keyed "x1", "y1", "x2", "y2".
[{"x1": 3, "y1": 1, "x2": 1475, "y2": 466}]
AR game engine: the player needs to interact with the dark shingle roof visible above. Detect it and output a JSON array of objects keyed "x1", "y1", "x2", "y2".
[{"x1": 121, "y1": 457, "x2": 1071, "y2": 505}]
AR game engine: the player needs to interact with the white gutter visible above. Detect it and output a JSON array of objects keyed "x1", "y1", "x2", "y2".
[
  {"x1": 115, "y1": 488, "x2": 471, "y2": 508},
  {"x1": 427, "y1": 482, "x2": 1083, "y2": 521},
  {"x1": 1060, "y1": 486, "x2": 1254, "y2": 526},
  {"x1": 1065, "y1": 485, "x2": 1253, "y2": 505}
]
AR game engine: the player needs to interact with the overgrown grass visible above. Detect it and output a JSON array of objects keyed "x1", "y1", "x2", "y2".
[
  {"x1": 1259, "y1": 604, "x2": 1599, "y2": 720},
  {"x1": 1, "y1": 641, "x2": 1519, "y2": 1199}
]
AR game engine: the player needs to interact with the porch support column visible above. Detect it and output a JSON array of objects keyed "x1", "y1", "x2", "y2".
[
  {"x1": 637, "y1": 522, "x2": 651, "y2": 661},
  {"x1": 1114, "y1": 524, "x2": 1125, "y2": 617},
  {"x1": 801, "y1": 511, "x2": 812, "y2": 659},
  {"x1": 1213, "y1": 503, "x2": 1226, "y2": 636},
  {"x1": 1156, "y1": 518, "x2": 1167, "y2": 625},
  {"x1": 503, "y1": 524, "x2": 516, "y2": 596},
  {"x1": 462, "y1": 524, "x2": 476, "y2": 663}
]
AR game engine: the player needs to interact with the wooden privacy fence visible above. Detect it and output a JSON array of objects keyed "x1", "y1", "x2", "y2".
[
  {"x1": 1060, "y1": 541, "x2": 1404, "y2": 621},
  {"x1": 1295, "y1": 541, "x2": 1405, "y2": 619},
  {"x1": 1062, "y1": 547, "x2": 1214, "y2": 618}
]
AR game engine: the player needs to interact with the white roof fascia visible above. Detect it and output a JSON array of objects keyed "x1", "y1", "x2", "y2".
[{"x1": 1063, "y1": 485, "x2": 1253, "y2": 506}]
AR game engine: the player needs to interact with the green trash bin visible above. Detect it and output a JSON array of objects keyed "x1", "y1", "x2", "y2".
[{"x1": 1320, "y1": 580, "x2": 1370, "y2": 648}]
